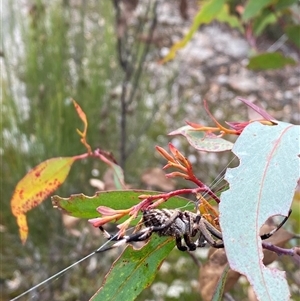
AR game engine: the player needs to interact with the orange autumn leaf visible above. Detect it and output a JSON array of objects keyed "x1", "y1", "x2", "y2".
[
  {"x1": 11, "y1": 157, "x2": 76, "y2": 244},
  {"x1": 73, "y1": 99, "x2": 88, "y2": 132},
  {"x1": 72, "y1": 99, "x2": 92, "y2": 154}
]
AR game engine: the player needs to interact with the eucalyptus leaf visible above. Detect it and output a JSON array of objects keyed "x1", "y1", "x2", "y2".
[
  {"x1": 247, "y1": 52, "x2": 296, "y2": 70},
  {"x1": 90, "y1": 236, "x2": 174, "y2": 301},
  {"x1": 52, "y1": 190, "x2": 189, "y2": 221},
  {"x1": 169, "y1": 125, "x2": 233, "y2": 152},
  {"x1": 220, "y1": 121, "x2": 300, "y2": 301}
]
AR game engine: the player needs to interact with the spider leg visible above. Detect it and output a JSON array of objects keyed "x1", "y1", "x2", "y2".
[
  {"x1": 96, "y1": 226, "x2": 154, "y2": 253},
  {"x1": 198, "y1": 218, "x2": 224, "y2": 248},
  {"x1": 196, "y1": 232, "x2": 207, "y2": 248},
  {"x1": 183, "y1": 234, "x2": 197, "y2": 251},
  {"x1": 193, "y1": 212, "x2": 224, "y2": 248},
  {"x1": 157, "y1": 210, "x2": 201, "y2": 251},
  {"x1": 194, "y1": 209, "x2": 292, "y2": 249},
  {"x1": 201, "y1": 218, "x2": 223, "y2": 240},
  {"x1": 176, "y1": 236, "x2": 187, "y2": 251},
  {"x1": 97, "y1": 210, "x2": 182, "y2": 253},
  {"x1": 182, "y1": 212, "x2": 197, "y2": 250},
  {"x1": 99, "y1": 226, "x2": 118, "y2": 241},
  {"x1": 260, "y1": 209, "x2": 292, "y2": 240}
]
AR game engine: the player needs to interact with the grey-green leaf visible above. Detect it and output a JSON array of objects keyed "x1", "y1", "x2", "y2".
[
  {"x1": 219, "y1": 121, "x2": 300, "y2": 301},
  {"x1": 169, "y1": 125, "x2": 233, "y2": 152}
]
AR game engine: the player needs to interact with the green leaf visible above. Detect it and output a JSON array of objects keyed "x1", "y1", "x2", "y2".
[
  {"x1": 194, "y1": 0, "x2": 226, "y2": 24},
  {"x1": 95, "y1": 150, "x2": 126, "y2": 189},
  {"x1": 90, "y1": 236, "x2": 175, "y2": 301},
  {"x1": 212, "y1": 265, "x2": 230, "y2": 301},
  {"x1": 243, "y1": 0, "x2": 274, "y2": 21},
  {"x1": 169, "y1": 125, "x2": 233, "y2": 152},
  {"x1": 216, "y1": 4, "x2": 244, "y2": 33},
  {"x1": 252, "y1": 10, "x2": 276, "y2": 36},
  {"x1": 52, "y1": 190, "x2": 189, "y2": 220},
  {"x1": 160, "y1": 0, "x2": 225, "y2": 63},
  {"x1": 219, "y1": 121, "x2": 300, "y2": 301},
  {"x1": 285, "y1": 25, "x2": 300, "y2": 49},
  {"x1": 274, "y1": 0, "x2": 298, "y2": 10},
  {"x1": 247, "y1": 52, "x2": 296, "y2": 70},
  {"x1": 112, "y1": 165, "x2": 125, "y2": 190}
]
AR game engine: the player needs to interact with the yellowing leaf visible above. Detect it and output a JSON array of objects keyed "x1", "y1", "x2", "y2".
[
  {"x1": 15, "y1": 213, "x2": 28, "y2": 246},
  {"x1": 11, "y1": 157, "x2": 76, "y2": 244},
  {"x1": 160, "y1": 0, "x2": 225, "y2": 64}
]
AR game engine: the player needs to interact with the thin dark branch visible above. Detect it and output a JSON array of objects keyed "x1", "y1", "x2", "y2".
[
  {"x1": 130, "y1": 1, "x2": 151, "y2": 64},
  {"x1": 123, "y1": 1, "x2": 158, "y2": 160},
  {"x1": 112, "y1": 0, "x2": 127, "y2": 71},
  {"x1": 127, "y1": 0, "x2": 158, "y2": 108},
  {"x1": 187, "y1": 250, "x2": 202, "y2": 268},
  {"x1": 119, "y1": 74, "x2": 130, "y2": 169},
  {"x1": 114, "y1": 0, "x2": 158, "y2": 169},
  {"x1": 113, "y1": 0, "x2": 133, "y2": 168}
]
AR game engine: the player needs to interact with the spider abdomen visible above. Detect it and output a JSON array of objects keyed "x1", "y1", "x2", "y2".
[{"x1": 142, "y1": 209, "x2": 196, "y2": 237}]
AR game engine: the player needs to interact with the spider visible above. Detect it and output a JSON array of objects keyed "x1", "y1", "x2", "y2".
[{"x1": 97, "y1": 208, "x2": 291, "y2": 253}]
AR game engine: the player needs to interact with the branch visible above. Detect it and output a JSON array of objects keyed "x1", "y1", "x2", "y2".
[{"x1": 262, "y1": 242, "x2": 300, "y2": 267}]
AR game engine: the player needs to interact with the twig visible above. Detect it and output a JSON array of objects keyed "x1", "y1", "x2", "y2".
[
  {"x1": 187, "y1": 251, "x2": 202, "y2": 268},
  {"x1": 112, "y1": 0, "x2": 159, "y2": 169},
  {"x1": 262, "y1": 242, "x2": 300, "y2": 267}
]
